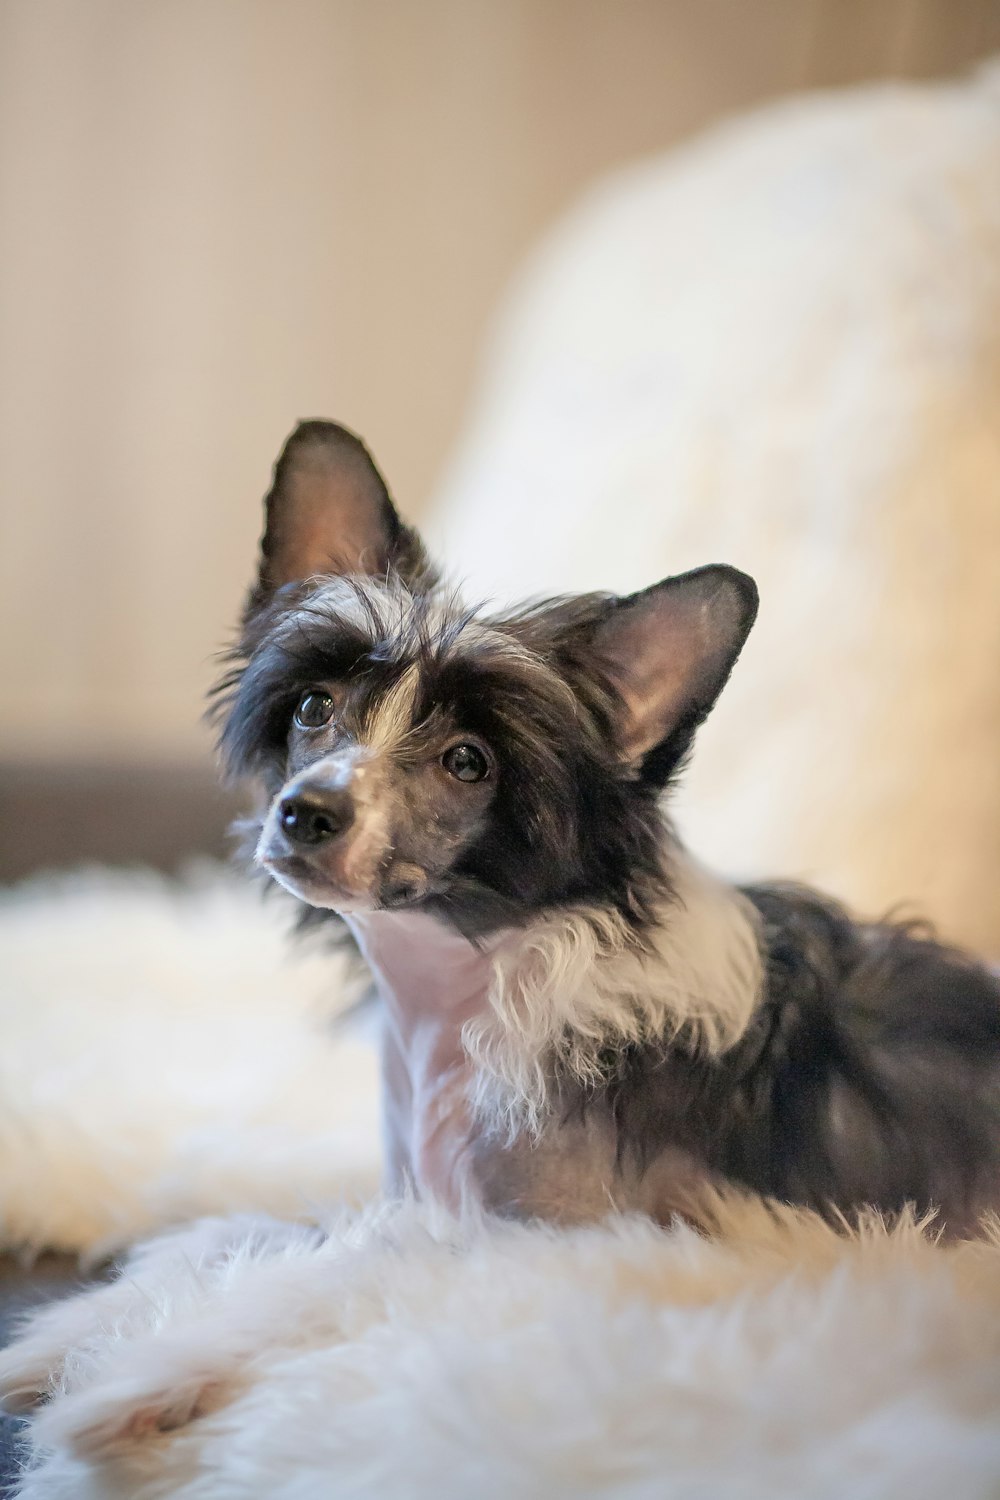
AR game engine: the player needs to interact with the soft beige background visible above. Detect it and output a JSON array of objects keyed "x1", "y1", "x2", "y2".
[{"x1": 2, "y1": 0, "x2": 1000, "y2": 763}]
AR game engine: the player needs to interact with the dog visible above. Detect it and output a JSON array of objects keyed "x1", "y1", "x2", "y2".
[{"x1": 216, "y1": 419, "x2": 1000, "y2": 1235}]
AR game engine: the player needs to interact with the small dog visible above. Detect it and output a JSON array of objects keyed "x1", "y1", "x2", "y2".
[{"x1": 217, "y1": 419, "x2": 1000, "y2": 1234}]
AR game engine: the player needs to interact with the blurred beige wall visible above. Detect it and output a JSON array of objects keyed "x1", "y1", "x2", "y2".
[{"x1": 2, "y1": 0, "x2": 999, "y2": 764}]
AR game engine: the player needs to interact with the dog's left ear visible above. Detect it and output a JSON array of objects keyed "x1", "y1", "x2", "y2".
[
  {"x1": 247, "y1": 420, "x2": 434, "y2": 616},
  {"x1": 593, "y1": 565, "x2": 758, "y2": 774}
]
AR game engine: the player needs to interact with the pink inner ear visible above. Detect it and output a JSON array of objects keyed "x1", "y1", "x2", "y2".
[
  {"x1": 263, "y1": 434, "x2": 396, "y2": 590},
  {"x1": 594, "y1": 568, "x2": 757, "y2": 763},
  {"x1": 283, "y1": 488, "x2": 388, "y2": 582},
  {"x1": 615, "y1": 649, "x2": 699, "y2": 761},
  {"x1": 610, "y1": 607, "x2": 710, "y2": 760}
]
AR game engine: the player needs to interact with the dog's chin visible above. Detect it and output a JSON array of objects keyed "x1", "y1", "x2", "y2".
[{"x1": 260, "y1": 854, "x2": 376, "y2": 915}]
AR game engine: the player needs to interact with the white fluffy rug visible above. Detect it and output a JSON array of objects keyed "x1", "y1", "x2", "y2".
[
  {"x1": 0, "y1": 865, "x2": 380, "y2": 1256},
  {"x1": 3, "y1": 1196, "x2": 1000, "y2": 1498},
  {"x1": 1, "y1": 867, "x2": 1000, "y2": 1497}
]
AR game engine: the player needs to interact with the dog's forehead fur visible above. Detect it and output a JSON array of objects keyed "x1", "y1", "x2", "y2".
[
  {"x1": 276, "y1": 575, "x2": 608, "y2": 683},
  {"x1": 225, "y1": 575, "x2": 613, "y2": 774},
  {"x1": 284, "y1": 578, "x2": 584, "y2": 730}
]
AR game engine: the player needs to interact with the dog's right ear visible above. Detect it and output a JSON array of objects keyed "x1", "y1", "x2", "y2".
[{"x1": 246, "y1": 420, "x2": 434, "y2": 616}]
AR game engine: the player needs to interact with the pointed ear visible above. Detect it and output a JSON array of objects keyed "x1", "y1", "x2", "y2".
[
  {"x1": 593, "y1": 565, "x2": 758, "y2": 771},
  {"x1": 248, "y1": 420, "x2": 434, "y2": 614}
]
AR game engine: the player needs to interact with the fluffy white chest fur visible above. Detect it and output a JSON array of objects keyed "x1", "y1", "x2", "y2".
[{"x1": 350, "y1": 852, "x2": 764, "y2": 1216}]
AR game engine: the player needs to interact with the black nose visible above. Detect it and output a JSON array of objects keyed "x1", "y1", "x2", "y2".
[{"x1": 278, "y1": 790, "x2": 354, "y2": 846}]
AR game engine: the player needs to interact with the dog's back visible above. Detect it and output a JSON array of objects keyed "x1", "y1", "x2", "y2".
[{"x1": 602, "y1": 886, "x2": 1000, "y2": 1232}]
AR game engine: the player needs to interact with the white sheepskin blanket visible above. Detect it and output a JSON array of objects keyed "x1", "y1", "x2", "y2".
[
  {"x1": 0, "y1": 866, "x2": 380, "y2": 1256},
  {"x1": 2, "y1": 871, "x2": 1000, "y2": 1497},
  {"x1": 3, "y1": 1196, "x2": 1000, "y2": 1498},
  {"x1": 430, "y1": 63, "x2": 1000, "y2": 955}
]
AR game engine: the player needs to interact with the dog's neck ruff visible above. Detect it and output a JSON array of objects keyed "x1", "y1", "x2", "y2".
[
  {"x1": 468, "y1": 851, "x2": 765, "y2": 1136},
  {"x1": 350, "y1": 848, "x2": 764, "y2": 1139}
]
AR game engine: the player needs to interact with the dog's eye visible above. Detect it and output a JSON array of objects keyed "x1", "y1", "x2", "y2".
[
  {"x1": 442, "y1": 743, "x2": 489, "y2": 783},
  {"x1": 294, "y1": 691, "x2": 335, "y2": 730}
]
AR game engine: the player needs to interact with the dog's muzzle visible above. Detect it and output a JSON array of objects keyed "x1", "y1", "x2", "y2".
[{"x1": 259, "y1": 756, "x2": 430, "y2": 912}]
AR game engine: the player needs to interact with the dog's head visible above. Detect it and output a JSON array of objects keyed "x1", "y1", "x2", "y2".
[{"x1": 216, "y1": 421, "x2": 757, "y2": 936}]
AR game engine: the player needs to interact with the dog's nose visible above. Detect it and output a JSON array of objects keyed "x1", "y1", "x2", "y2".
[{"x1": 278, "y1": 789, "x2": 354, "y2": 846}]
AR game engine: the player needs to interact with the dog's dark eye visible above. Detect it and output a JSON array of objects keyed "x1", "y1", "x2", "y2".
[
  {"x1": 294, "y1": 691, "x2": 335, "y2": 730},
  {"x1": 442, "y1": 743, "x2": 489, "y2": 783}
]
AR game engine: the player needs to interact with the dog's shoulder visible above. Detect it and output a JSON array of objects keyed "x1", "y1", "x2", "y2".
[{"x1": 598, "y1": 880, "x2": 1000, "y2": 1224}]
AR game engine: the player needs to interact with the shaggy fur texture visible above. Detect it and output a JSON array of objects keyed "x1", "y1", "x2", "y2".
[
  {"x1": 3, "y1": 1196, "x2": 1000, "y2": 1498},
  {"x1": 467, "y1": 853, "x2": 763, "y2": 1136},
  {"x1": 603, "y1": 883, "x2": 1000, "y2": 1228}
]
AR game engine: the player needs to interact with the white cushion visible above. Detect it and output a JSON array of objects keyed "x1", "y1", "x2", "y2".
[{"x1": 430, "y1": 64, "x2": 1000, "y2": 954}]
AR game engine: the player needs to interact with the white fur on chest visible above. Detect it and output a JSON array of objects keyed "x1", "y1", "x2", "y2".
[
  {"x1": 465, "y1": 851, "x2": 764, "y2": 1135},
  {"x1": 351, "y1": 851, "x2": 764, "y2": 1192}
]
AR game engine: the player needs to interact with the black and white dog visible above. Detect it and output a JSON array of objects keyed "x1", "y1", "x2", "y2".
[{"x1": 218, "y1": 419, "x2": 1000, "y2": 1234}]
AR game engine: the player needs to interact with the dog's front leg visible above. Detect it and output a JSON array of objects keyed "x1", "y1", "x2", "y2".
[{"x1": 379, "y1": 1020, "x2": 417, "y2": 1198}]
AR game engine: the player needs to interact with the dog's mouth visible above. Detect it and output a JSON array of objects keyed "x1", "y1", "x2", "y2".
[
  {"x1": 262, "y1": 851, "x2": 369, "y2": 912},
  {"x1": 260, "y1": 848, "x2": 432, "y2": 914}
]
